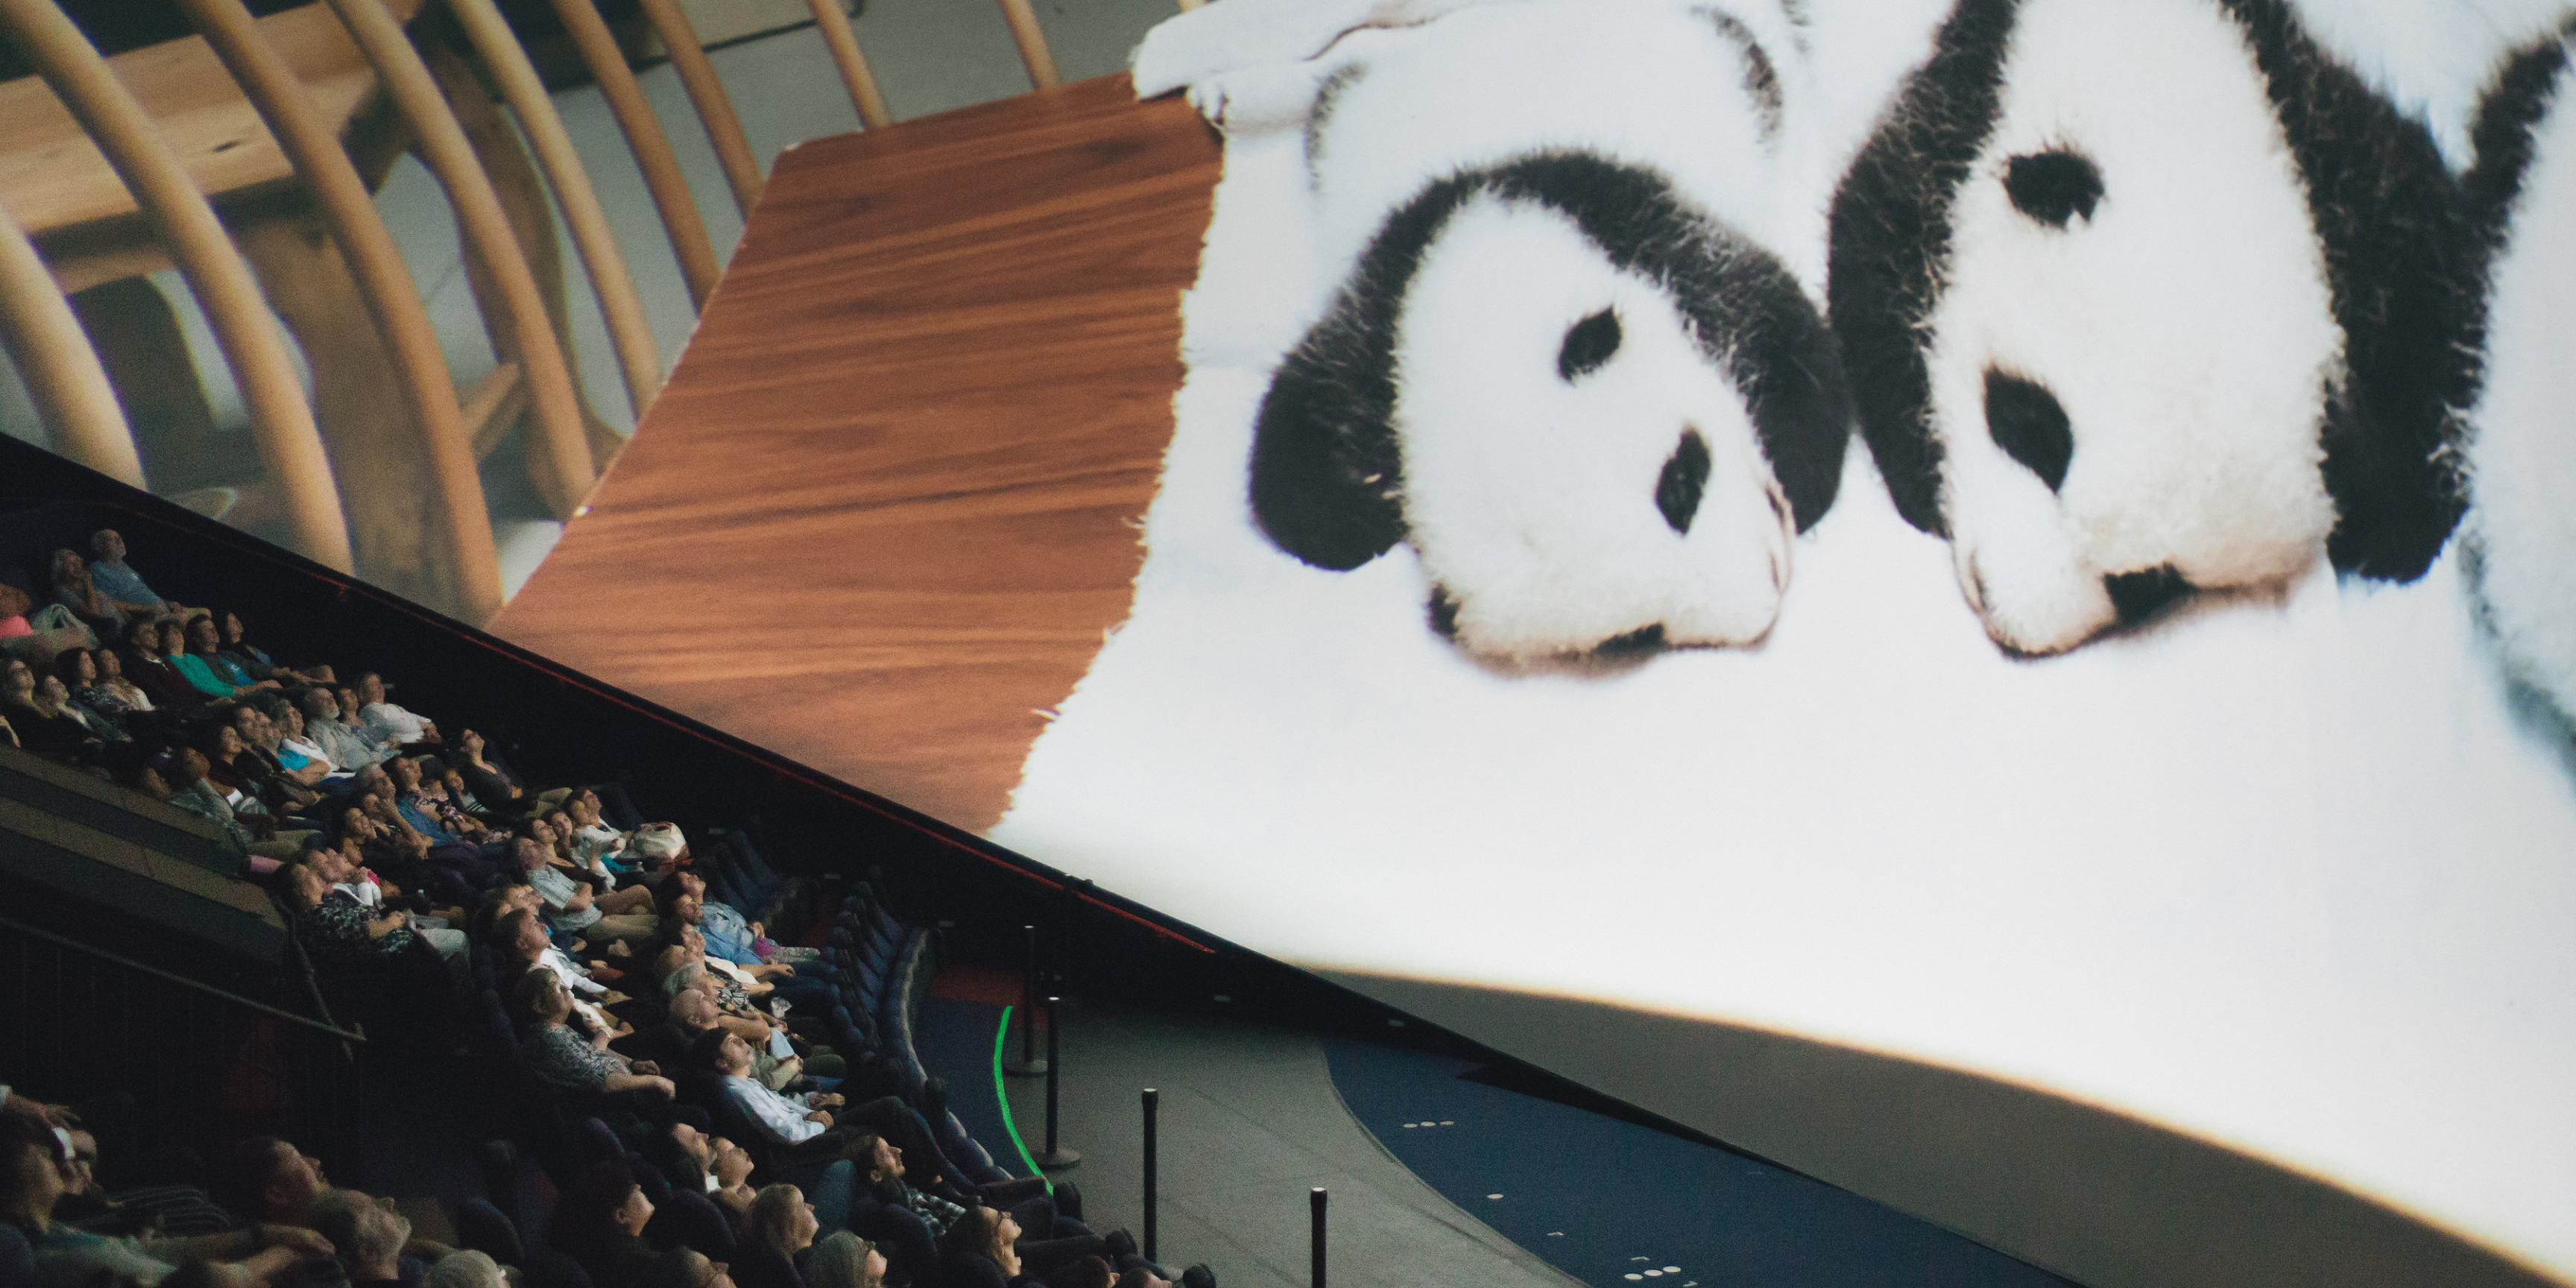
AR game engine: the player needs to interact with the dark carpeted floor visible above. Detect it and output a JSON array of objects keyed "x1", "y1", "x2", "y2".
[{"x1": 1325, "y1": 1040, "x2": 2077, "y2": 1288}]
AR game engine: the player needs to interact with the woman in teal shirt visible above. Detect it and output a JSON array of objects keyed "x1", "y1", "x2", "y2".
[{"x1": 162, "y1": 616, "x2": 274, "y2": 701}]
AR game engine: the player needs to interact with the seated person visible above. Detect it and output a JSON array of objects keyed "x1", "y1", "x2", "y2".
[
  {"x1": 694, "y1": 1029, "x2": 850, "y2": 1159},
  {"x1": 0, "y1": 582, "x2": 34, "y2": 643},
  {"x1": 121, "y1": 616, "x2": 199, "y2": 710},
  {"x1": 84, "y1": 529, "x2": 189, "y2": 619},
  {"x1": 388, "y1": 756, "x2": 487, "y2": 844},
  {"x1": 516, "y1": 827, "x2": 657, "y2": 949},
  {"x1": 303, "y1": 1190, "x2": 411, "y2": 1288},
  {"x1": 663, "y1": 911, "x2": 835, "y2": 1015},
  {"x1": 511, "y1": 967, "x2": 675, "y2": 1099},
  {"x1": 266, "y1": 697, "x2": 351, "y2": 786},
  {"x1": 213, "y1": 1135, "x2": 455, "y2": 1267},
  {"x1": 548, "y1": 1161, "x2": 659, "y2": 1286},
  {"x1": 49, "y1": 548, "x2": 127, "y2": 638},
  {"x1": 449, "y1": 729, "x2": 525, "y2": 815},
  {"x1": 4, "y1": 1110, "x2": 334, "y2": 1287},
  {"x1": 353, "y1": 672, "x2": 438, "y2": 751},
  {"x1": 645, "y1": 1124, "x2": 760, "y2": 1226},
  {"x1": 186, "y1": 614, "x2": 274, "y2": 699},
  {"x1": 495, "y1": 909, "x2": 633, "y2": 1034},
  {"x1": 164, "y1": 617, "x2": 272, "y2": 702},
  {"x1": 739, "y1": 1183, "x2": 838, "y2": 1288},
  {"x1": 229, "y1": 704, "x2": 324, "y2": 815},
  {"x1": 3, "y1": 657, "x2": 104, "y2": 764},
  {"x1": 164, "y1": 745, "x2": 308, "y2": 861},
  {"x1": 277, "y1": 860, "x2": 453, "y2": 1013},
  {"x1": 301, "y1": 686, "x2": 388, "y2": 772},
  {"x1": 56, "y1": 649, "x2": 148, "y2": 736},
  {"x1": 215, "y1": 611, "x2": 329, "y2": 686},
  {"x1": 624, "y1": 984, "x2": 827, "y2": 1091},
  {"x1": 63, "y1": 646, "x2": 155, "y2": 730},
  {"x1": 804, "y1": 1231, "x2": 889, "y2": 1288},
  {"x1": 42, "y1": 673, "x2": 127, "y2": 747}
]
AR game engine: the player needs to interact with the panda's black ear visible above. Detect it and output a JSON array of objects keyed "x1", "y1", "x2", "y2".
[
  {"x1": 2227, "y1": 0, "x2": 2477, "y2": 580},
  {"x1": 1740, "y1": 275, "x2": 1854, "y2": 532},
  {"x1": 1249, "y1": 306, "x2": 1406, "y2": 571},
  {"x1": 1823, "y1": 0, "x2": 2021, "y2": 538}
]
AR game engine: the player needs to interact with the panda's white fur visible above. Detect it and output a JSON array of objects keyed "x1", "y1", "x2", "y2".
[
  {"x1": 1247, "y1": 0, "x2": 1853, "y2": 661},
  {"x1": 1394, "y1": 200, "x2": 1793, "y2": 652},
  {"x1": 1924, "y1": 0, "x2": 2342, "y2": 653},
  {"x1": 1828, "y1": 0, "x2": 2479, "y2": 657},
  {"x1": 2463, "y1": 25, "x2": 2576, "y2": 725},
  {"x1": 1301, "y1": 0, "x2": 1816, "y2": 289}
]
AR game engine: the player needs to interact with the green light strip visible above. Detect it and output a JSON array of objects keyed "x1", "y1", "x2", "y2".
[{"x1": 991, "y1": 1004, "x2": 1049, "y2": 1189}]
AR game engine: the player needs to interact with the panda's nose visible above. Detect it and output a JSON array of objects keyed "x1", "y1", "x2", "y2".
[
  {"x1": 2105, "y1": 564, "x2": 2191, "y2": 625},
  {"x1": 1655, "y1": 429, "x2": 1711, "y2": 534},
  {"x1": 1984, "y1": 368, "x2": 2072, "y2": 492}
]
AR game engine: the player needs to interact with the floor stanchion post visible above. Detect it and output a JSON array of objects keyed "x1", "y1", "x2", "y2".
[
  {"x1": 1008, "y1": 923, "x2": 1046, "y2": 1076},
  {"x1": 1310, "y1": 1186, "x2": 1327, "y2": 1288},
  {"x1": 1036, "y1": 994, "x2": 1081, "y2": 1168},
  {"x1": 1141, "y1": 1087, "x2": 1158, "y2": 1262}
]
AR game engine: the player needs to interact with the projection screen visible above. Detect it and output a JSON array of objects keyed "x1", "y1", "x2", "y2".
[{"x1": 499, "y1": 0, "x2": 2576, "y2": 1282}]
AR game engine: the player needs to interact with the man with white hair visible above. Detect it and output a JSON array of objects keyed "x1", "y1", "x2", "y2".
[
  {"x1": 424, "y1": 1249, "x2": 508, "y2": 1288},
  {"x1": 303, "y1": 1189, "x2": 411, "y2": 1287},
  {"x1": 83, "y1": 529, "x2": 185, "y2": 619}
]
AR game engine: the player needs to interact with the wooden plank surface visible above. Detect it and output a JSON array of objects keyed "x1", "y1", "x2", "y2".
[
  {"x1": 495, "y1": 75, "x2": 1222, "y2": 833},
  {"x1": 0, "y1": 1, "x2": 422, "y2": 238}
]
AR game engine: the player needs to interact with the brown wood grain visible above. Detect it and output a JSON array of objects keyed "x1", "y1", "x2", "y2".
[
  {"x1": 0, "y1": 1, "x2": 423, "y2": 253},
  {"x1": 495, "y1": 75, "x2": 1222, "y2": 833}
]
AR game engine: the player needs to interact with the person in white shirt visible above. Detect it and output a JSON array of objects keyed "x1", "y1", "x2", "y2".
[
  {"x1": 499, "y1": 909, "x2": 628, "y2": 1036},
  {"x1": 355, "y1": 671, "x2": 438, "y2": 748},
  {"x1": 695, "y1": 1029, "x2": 847, "y2": 1151}
]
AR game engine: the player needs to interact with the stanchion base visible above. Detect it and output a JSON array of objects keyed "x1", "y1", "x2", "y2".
[
  {"x1": 1005, "y1": 1060, "x2": 1049, "y2": 1077},
  {"x1": 1035, "y1": 1149, "x2": 1083, "y2": 1171}
]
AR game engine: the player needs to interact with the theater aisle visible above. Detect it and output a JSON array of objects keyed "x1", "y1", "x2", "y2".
[{"x1": 994, "y1": 998, "x2": 1581, "y2": 1288}]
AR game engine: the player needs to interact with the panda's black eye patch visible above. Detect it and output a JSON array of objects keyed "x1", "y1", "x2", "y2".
[
  {"x1": 1985, "y1": 369, "x2": 2072, "y2": 492},
  {"x1": 2004, "y1": 149, "x2": 2103, "y2": 227},
  {"x1": 1557, "y1": 308, "x2": 1622, "y2": 382}
]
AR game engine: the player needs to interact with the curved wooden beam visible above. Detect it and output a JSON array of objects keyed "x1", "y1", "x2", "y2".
[
  {"x1": 323, "y1": 0, "x2": 597, "y2": 520},
  {"x1": 0, "y1": 0, "x2": 352, "y2": 569},
  {"x1": 441, "y1": 0, "x2": 662, "y2": 423}
]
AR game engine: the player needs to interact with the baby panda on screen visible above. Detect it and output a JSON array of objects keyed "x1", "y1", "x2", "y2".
[
  {"x1": 2459, "y1": 17, "x2": 2576, "y2": 727},
  {"x1": 1826, "y1": 0, "x2": 2481, "y2": 655},
  {"x1": 1247, "y1": 0, "x2": 1853, "y2": 662}
]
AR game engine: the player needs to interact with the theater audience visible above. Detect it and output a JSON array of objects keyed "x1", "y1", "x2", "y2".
[
  {"x1": 4, "y1": 1112, "x2": 335, "y2": 1286},
  {"x1": 1, "y1": 528, "x2": 1229, "y2": 1288}
]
